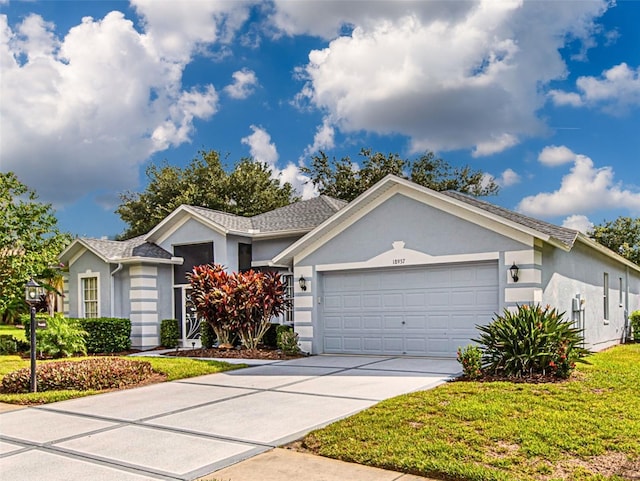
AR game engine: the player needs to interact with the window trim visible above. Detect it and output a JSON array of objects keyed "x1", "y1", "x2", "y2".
[{"x1": 78, "y1": 271, "x2": 100, "y2": 319}]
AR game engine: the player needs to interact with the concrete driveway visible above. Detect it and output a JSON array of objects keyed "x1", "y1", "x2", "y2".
[{"x1": 0, "y1": 355, "x2": 459, "y2": 481}]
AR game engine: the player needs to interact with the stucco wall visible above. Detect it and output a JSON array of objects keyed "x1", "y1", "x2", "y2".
[
  {"x1": 67, "y1": 250, "x2": 111, "y2": 318},
  {"x1": 542, "y1": 241, "x2": 640, "y2": 350},
  {"x1": 253, "y1": 236, "x2": 302, "y2": 264},
  {"x1": 301, "y1": 193, "x2": 529, "y2": 266},
  {"x1": 226, "y1": 235, "x2": 252, "y2": 271},
  {"x1": 158, "y1": 218, "x2": 227, "y2": 265}
]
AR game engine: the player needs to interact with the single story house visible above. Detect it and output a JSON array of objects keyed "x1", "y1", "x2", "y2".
[{"x1": 60, "y1": 175, "x2": 640, "y2": 357}]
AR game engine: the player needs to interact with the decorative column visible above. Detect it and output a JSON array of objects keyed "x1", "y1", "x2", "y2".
[{"x1": 129, "y1": 264, "x2": 159, "y2": 348}]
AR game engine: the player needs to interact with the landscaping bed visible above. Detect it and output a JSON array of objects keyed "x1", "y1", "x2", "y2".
[
  {"x1": 296, "y1": 344, "x2": 640, "y2": 481},
  {"x1": 166, "y1": 346, "x2": 305, "y2": 360}
]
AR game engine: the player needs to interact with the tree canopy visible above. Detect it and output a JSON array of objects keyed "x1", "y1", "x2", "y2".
[
  {"x1": 116, "y1": 150, "x2": 298, "y2": 239},
  {"x1": 0, "y1": 172, "x2": 71, "y2": 322},
  {"x1": 301, "y1": 148, "x2": 499, "y2": 202},
  {"x1": 589, "y1": 216, "x2": 640, "y2": 266}
]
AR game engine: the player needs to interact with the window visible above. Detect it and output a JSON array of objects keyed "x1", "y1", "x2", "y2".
[
  {"x1": 173, "y1": 242, "x2": 214, "y2": 284},
  {"x1": 603, "y1": 272, "x2": 609, "y2": 322},
  {"x1": 619, "y1": 277, "x2": 624, "y2": 307},
  {"x1": 81, "y1": 276, "x2": 99, "y2": 318},
  {"x1": 238, "y1": 243, "x2": 252, "y2": 272}
]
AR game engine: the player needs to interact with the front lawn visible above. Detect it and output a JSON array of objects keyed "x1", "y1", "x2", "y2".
[
  {"x1": 0, "y1": 354, "x2": 244, "y2": 405},
  {"x1": 301, "y1": 344, "x2": 640, "y2": 481}
]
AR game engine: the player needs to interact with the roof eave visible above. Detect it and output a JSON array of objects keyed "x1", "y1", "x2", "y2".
[
  {"x1": 576, "y1": 233, "x2": 640, "y2": 273},
  {"x1": 59, "y1": 239, "x2": 110, "y2": 264},
  {"x1": 145, "y1": 205, "x2": 230, "y2": 243}
]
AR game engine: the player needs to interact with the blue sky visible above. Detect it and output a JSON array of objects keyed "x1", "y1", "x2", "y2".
[{"x1": 1, "y1": 0, "x2": 638, "y2": 239}]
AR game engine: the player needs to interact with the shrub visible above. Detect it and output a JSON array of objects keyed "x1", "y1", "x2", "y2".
[
  {"x1": 160, "y1": 319, "x2": 180, "y2": 348},
  {"x1": 277, "y1": 325, "x2": 301, "y2": 355},
  {"x1": 0, "y1": 334, "x2": 29, "y2": 354},
  {"x1": 262, "y1": 323, "x2": 279, "y2": 348},
  {"x1": 1, "y1": 357, "x2": 155, "y2": 393},
  {"x1": 475, "y1": 304, "x2": 590, "y2": 379},
  {"x1": 19, "y1": 313, "x2": 50, "y2": 342},
  {"x1": 188, "y1": 264, "x2": 288, "y2": 349},
  {"x1": 457, "y1": 345, "x2": 482, "y2": 379},
  {"x1": 36, "y1": 314, "x2": 87, "y2": 358},
  {"x1": 78, "y1": 318, "x2": 131, "y2": 353},
  {"x1": 631, "y1": 310, "x2": 640, "y2": 341},
  {"x1": 200, "y1": 321, "x2": 216, "y2": 348}
]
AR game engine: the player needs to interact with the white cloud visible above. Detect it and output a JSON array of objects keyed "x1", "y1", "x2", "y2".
[
  {"x1": 538, "y1": 145, "x2": 577, "y2": 166},
  {"x1": 0, "y1": 4, "x2": 245, "y2": 205},
  {"x1": 549, "y1": 62, "x2": 640, "y2": 114},
  {"x1": 517, "y1": 154, "x2": 640, "y2": 217},
  {"x1": 289, "y1": 0, "x2": 609, "y2": 155},
  {"x1": 224, "y1": 68, "x2": 258, "y2": 99},
  {"x1": 301, "y1": 116, "x2": 335, "y2": 160},
  {"x1": 498, "y1": 168, "x2": 521, "y2": 187},
  {"x1": 562, "y1": 214, "x2": 593, "y2": 234},
  {"x1": 241, "y1": 125, "x2": 279, "y2": 165},
  {"x1": 241, "y1": 125, "x2": 316, "y2": 199}
]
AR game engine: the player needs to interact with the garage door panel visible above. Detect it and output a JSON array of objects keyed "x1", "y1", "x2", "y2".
[
  {"x1": 321, "y1": 262, "x2": 498, "y2": 357},
  {"x1": 343, "y1": 295, "x2": 362, "y2": 309}
]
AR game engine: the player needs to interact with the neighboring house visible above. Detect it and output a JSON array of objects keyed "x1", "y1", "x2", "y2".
[{"x1": 60, "y1": 175, "x2": 640, "y2": 356}]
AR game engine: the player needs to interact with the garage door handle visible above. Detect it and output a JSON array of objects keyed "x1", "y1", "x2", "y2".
[{"x1": 402, "y1": 321, "x2": 405, "y2": 325}]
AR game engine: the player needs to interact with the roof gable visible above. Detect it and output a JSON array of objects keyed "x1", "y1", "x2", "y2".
[{"x1": 272, "y1": 175, "x2": 590, "y2": 265}]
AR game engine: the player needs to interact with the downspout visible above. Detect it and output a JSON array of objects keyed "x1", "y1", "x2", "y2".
[
  {"x1": 623, "y1": 266, "x2": 630, "y2": 343},
  {"x1": 110, "y1": 263, "x2": 124, "y2": 317}
]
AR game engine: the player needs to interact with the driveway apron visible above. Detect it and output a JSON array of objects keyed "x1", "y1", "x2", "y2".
[{"x1": 0, "y1": 356, "x2": 459, "y2": 481}]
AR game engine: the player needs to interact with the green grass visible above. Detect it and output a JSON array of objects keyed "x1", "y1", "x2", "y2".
[
  {"x1": 302, "y1": 344, "x2": 640, "y2": 481},
  {"x1": 0, "y1": 324, "x2": 27, "y2": 341},
  {"x1": 0, "y1": 354, "x2": 245, "y2": 405}
]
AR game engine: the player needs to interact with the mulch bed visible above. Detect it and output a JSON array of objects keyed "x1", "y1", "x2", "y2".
[{"x1": 165, "y1": 347, "x2": 306, "y2": 360}]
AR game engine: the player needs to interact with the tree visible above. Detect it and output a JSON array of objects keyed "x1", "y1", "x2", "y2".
[
  {"x1": 0, "y1": 172, "x2": 71, "y2": 323},
  {"x1": 301, "y1": 148, "x2": 499, "y2": 202},
  {"x1": 589, "y1": 216, "x2": 640, "y2": 266},
  {"x1": 116, "y1": 150, "x2": 298, "y2": 239}
]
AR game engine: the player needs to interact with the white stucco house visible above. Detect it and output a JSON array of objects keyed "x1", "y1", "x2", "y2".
[{"x1": 60, "y1": 175, "x2": 640, "y2": 357}]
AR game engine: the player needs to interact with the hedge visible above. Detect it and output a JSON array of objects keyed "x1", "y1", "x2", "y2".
[
  {"x1": 20, "y1": 315, "x2": 131, "y2": 353},
  {"x1": 160, "y1": 319, "x2": 180, "y2": 348}
]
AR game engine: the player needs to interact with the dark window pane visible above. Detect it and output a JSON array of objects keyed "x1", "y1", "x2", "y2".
[
  {"x1": 174, "y1": 242, "x2": 214, "y2": 284},
  {"x1": 238, "y1": 243, "x2": 252, "y2": 272}
]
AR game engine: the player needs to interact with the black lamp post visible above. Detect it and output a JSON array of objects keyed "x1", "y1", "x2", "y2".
[{"x1": 25, "y1": 278, "x2": 43, "y2": 393}]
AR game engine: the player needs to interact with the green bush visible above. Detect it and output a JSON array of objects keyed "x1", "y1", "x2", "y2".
[
  {"x1": 456, "y1": 345, "x2": 482, "y2": 380},
  {"x1": 475, "y1": 304, "x2": 590, "y2": 379},
  {"x1": 0, "y1": 334, "x2": 29, "y2": 354},
  {"x1": 262, "y1": 323, "x2": 279, "y2": 348},
  {"x1": 160, "y1": 319, "x2": 180, "y2": 348},
  {"x1": 1, "y1": 357, "x2": 155, "y2": 393},
  {"x1": 78, "y1": 318, "x2": 131, "y2": 353},
  {"x1": 276, "y1": 325, "x2": 301, "y2": 355},
  {"x1": 200, "y1": 321, "x2": 216, "y2": 348},
  {"x1": 631, "y1": 310, "x2": 640, "y2": 341},
  {"x1": 35, "y1": 314, "x2": 88, "y2": 358}
]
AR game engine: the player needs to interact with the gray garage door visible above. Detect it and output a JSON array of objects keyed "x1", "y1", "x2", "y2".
[{"x1": 321, "y1": 262, "x2": 498, "y2": 357}]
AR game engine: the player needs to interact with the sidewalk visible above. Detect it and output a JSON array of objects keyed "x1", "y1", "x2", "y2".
[{"x1": 201, "y1": 448, "x2": 437, "y2": 481}]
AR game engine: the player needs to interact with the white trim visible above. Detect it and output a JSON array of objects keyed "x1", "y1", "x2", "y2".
[
  {"x1": 316, "y1": 243, "x2": 499, "y2": 272},
  {"x1": 273, "y1": 175, "x2": 572, "y2": 266},
  {"x1": 78, "y1": 271, "x2": 100, "y2": 318}
]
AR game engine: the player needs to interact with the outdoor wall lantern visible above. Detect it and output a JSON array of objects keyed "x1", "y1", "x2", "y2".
[
  {"x1": 509, "y1": 262, "x2": 520, "y2": 283},
  {"x1": 25, "y1": 278, "x2": 44, "y2": 393},
  {"x1": 298, "y1": 275, "x2": 307, "y2": 291}
]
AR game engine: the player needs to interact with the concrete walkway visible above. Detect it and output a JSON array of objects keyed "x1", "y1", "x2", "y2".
[{"x1": 0, "y1": 355, "x2": 459, "y2": 481}]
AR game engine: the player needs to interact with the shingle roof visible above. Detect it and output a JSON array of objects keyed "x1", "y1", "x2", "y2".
[
  {"x1": 251, "y1": 196, "x2": 348, "y2": 232},
  {"x1": 78, "y1": 196, "x2": 347, "y2": 262},
  {"x1": 442, "y1": 191, "x2": 580, "y2": 248},
  {"x1": 82, "y1": 236, "x2": 173, "y2": 261}
]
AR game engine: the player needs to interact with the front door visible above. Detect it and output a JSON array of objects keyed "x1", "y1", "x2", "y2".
[{"x1": 180, "y1": 286, "x2": 201, "y2": 347}]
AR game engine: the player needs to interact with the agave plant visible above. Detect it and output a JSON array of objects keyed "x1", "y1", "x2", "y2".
[{"x1": 475, "y1": 304, "x2": 590, "y2": 378}]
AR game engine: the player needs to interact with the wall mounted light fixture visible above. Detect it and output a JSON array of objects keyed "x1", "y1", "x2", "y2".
[
  {"x1": 298, "y1": 275, "x2": 307, "y2": 291},
  {"x1": 509, "y1": 262, "x2": 520, "y2": 283}
]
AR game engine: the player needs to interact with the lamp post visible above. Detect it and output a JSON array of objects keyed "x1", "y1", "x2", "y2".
[{"x1": 25, "y1": 278, "x2": 43, "y2": 393}]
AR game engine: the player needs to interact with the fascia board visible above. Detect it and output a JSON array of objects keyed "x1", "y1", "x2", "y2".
[
  {"x1": 576, "y1": 233, "x2": 640, "y2": 273},
  {"x1": 117, "y1": 256, "x2": 184, "y2": 265},
  {"x1": 61, "y1": 239, "x2": 110, "y2": 264},
  {"x1": 272, "y1": 176, "x2": 400, "y2": 265},
  {"x1": 148, "y1": 205, "x2": 230, "y2": 245}
]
